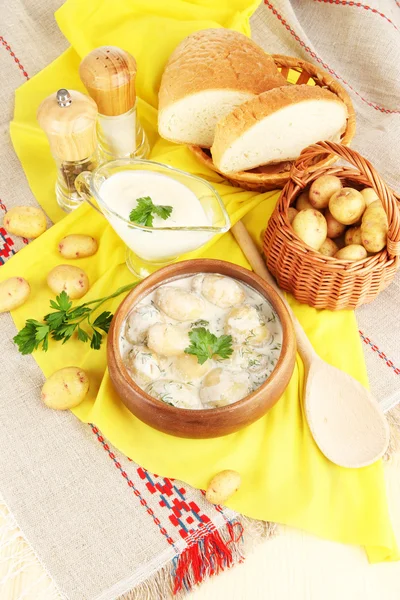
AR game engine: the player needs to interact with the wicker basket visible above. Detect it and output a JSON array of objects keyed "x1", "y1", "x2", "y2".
[
  {"x1": 189, "y1": 55, "x2": 356, "y2": 192},
  {"x1": 263, "y1": 141, "x2": 400, "y2": 311}
]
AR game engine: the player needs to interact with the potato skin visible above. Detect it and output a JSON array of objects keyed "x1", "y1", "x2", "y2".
[
  {"x1": 329, "y1": 188, "x2": 366, "y2": 225},
  {"x1": 319, "y1": 238, "x2": 338, "y2": 257},
  {"x1": 296, "y1": 191, "x2": 314, "y2": 211},
  {"x1": 292, "y1": 209, "x2": 327, "y2": 250},
  {"x1": 325, "y1": 209, "x2": 346, "y2": 239},
  {"x1": 58, "y1": 235, "x2": 98, "y2": 259},
  {"x1": 360, "y1": 187, "x2": 380, "y2": 207},
  {"x1": 287, "y1": 207, "x2": 298, "y2": 224},
  {"x1": 345, "y1": 226, "x2": 362, "y2": 246},
  {"x1": 41, "y1": 367, "x2": 89, "y2": 410},
  {"x1": 0, "y1": 277, "x2": 30, "y2": 313},
  {"x1": 47, "y1": 265, "x2": 89, "y2": 299},
  {"x1": 309, "y1": 175, "x2": 342, "y2": 209},
  {"x1": 205, "y1": 470, "x2": 241, "y2": 505},
  {"x1": 361, "y1": 200, "x2": 388, "y2": 253},
  {"x1": 3, "y1": 206, "x2": 46, "y2": 239},
  {"x1": 335, "y1": 244, "x2": 368, "y2": 261}
]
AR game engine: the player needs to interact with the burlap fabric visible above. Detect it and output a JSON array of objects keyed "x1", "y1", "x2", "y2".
[{"x1": 0, "y1": 1, "x2": 399, "y2": 599}]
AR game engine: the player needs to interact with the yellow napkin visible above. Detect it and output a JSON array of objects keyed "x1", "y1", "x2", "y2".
[{"x1": 4, "y1": 0, "x2": 398, "y2": 562}]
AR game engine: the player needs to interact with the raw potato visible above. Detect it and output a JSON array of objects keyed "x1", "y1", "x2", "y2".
[
  {"x1": 3, "y1": 206, "x2": 46, "y2": 239},
  {"x1": 345, "y1": 226, "x2": 362, "y2": 246},
  {"x1": 287, "y1": 207, "x2": 298, "y2": 224},
  {"x1": 319, "y1": 238, "x2": 338, "y2": 257},
  {"x1": 309, "y1": 175, "x2": 342, "y2": 209},
  {"x1": 361, "y1": 200, "x2": 388, "y2": 253},
  {"x1": 335, "y1": 244, "x2": 367, "y2": 261},
  {"x1": 0, "y1": 277, "x2": 30, "y2": 313},
  {"x1": 58, "y1": 234, "x2": 98, "y2": 259},
  {"x1": 292, "y1": 209, "x2": 327, "y2": 250},
  {"x1": 41, "y1": 367, "x2": 89, "y2": 410},
  {"x1": 329, "y1": 188, "x2": 366, "y2": 225},
  {"x1": 296, "y1": 191, "x2": 314, "y2": 211},
  {"x1": 325, "y1": 209, "x2": 346, "y2": 238},
  {"x1": 361, "y1": 187, "x2": 380, "y2": 207},
  {"x1": 205, "y1": 470, "x2": 241, "y2": 505},
  {"x1": 47, "y1": 265, "x2": 89, "y2": 299}
]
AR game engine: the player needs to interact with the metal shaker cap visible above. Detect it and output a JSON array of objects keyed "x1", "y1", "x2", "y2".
[{"x1": 56, "y1": 89, "x2": 72, "y2": 107}]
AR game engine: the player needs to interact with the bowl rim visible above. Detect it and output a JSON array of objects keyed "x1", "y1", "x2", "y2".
[{"x1": 108, "y1": 258, "x2": 295, "y2": 417}]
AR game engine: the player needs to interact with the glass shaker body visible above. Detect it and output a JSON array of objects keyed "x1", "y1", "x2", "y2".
[
  {"x1": 97, "y1": 104, "x2": 149, "y2": 161},
  {"x1": 54, "y1": 152, "x2": 99, "y2": 212}
]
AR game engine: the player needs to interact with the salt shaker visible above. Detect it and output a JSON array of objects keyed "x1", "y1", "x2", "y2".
[
  {"x1": 37, "y1": 89, "x2": 99, "y2": 212},
  {"x1": 79, "y1": 46, "x2": 149, "y2": 161}
]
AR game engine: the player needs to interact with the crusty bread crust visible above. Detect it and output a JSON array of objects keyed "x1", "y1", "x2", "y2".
[
  {"x1": 211, "y1": 85, "x2": 348, "y2": 170},
  {"x1": 158, "y1": 28, "x2": 287, "y2": 111}
]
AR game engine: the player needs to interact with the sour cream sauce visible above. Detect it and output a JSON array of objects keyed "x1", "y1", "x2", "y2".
[
  {"x1": 120, "y1": 273, "x2": 283, "y2": 410},
  {"x1": 99, "y1": 170, "x2": 212, "y2": 261}
]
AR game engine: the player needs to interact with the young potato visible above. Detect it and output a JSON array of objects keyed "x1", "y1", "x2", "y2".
[
  {"x1": 125, "y1": 303, "x2": 163, "y2": 344},
  {"x1": 335, "y1": 244, "x2": 368, "y2": 261},
  {"x1": 360, "y1": 187, "x2": 380, "y2": 207},
  {"x1": 173, "y1": 354, "x2": 211, "y2": 381},
  {"x1": 292, "y1": 209, "x2": 327, "y2": 250},
  {"x1": 124, "y1": 345, "x2": 162, "y2": 383},
  {"x1": 205, "y1": 470, "x2": 241, "y2": 505},
  {"x1": 345, "y1": 226, "x2": 362, "y2": 246},
  {"x1": 325, "y1": 209, "x2": 347, "y2": 239},
  {"x1": 225, "y1": 304, "x2": 270, "y2": 346},
  {"x1": 154, "y1": 286, "x2": 205, "y2": 321},
  {"x1": 3, "y1": 206, "x2": 46, "y2": 239},
  {"x1": 146, "y1": 380, "x2": 202, "y2": 409},
  {"x1": 0, "y1": 277, "x2": 30, "y2": 313},
  {"x1": 329, "y1": 188, "x2": 366, "y2": 225},
  {"x1": 41, "y1": 367, "x2": 89, "y2": 410},
  {"x1": 201, "y1": 274, "x2": 245, "y2": 308},
  {"x1": 147, "y1": 323, "x2": 189, "y2": 357},
  {"x1": 47, "y1": 265, "x2": 89, "y2": 299},
  {"x1": 58, "y1": 234, "x2": 98, "y2": 259},
  {"x1": 361, "y1": 200, "x2": 388, "y2": 253},
  {"x1": 296, "y1": 191, "x2": 314, "y2": 211},
  {"x1": 319, "y1": 238, "x2": 338, "y2": 257},
  {"x1": 287, "y1": 207, "x2": 298, "y2": 224},
  {"x1": 200, "y1": 368, "x2": 250, "y2": 408},
  {"x1": 309, "y1": 175, "x2": 342, "y2": 209}
]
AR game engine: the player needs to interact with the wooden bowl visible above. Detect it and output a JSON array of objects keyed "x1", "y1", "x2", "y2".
[
  {"x1": 107, "y1": 259, "x2": 296, "y2": 438},
  {"x1": 188, "y1": 54, "x2": 356, "y2": 192}
]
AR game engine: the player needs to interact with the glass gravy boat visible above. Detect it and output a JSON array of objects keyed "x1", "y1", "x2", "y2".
[{"x1": 75, "y1": 159, "x2": 230, "y2": 278}]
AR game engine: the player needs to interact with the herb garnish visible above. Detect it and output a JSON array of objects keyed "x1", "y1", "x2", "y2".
[
  {"x1": 129, "y1": 196, "x2": 173, "y2": 227},
  {"x1": 184, "y1": 327, "x2": 233, "y2": 365},
  {"x1": 13, "y1": 282, "x2": 139, "y2": 355}
]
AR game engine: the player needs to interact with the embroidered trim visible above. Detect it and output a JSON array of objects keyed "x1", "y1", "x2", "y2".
[
  {"x1": 0, "y1": 36, "x2": 29, "y2": 80},
  {"x1": 263, "y1": 0, "x2": 400, "y2": 114},
  {"x1": 359, "y1": 330, "x2": 400, "y2": 375},
  {"x1": 313, "y1": 0, "x2": 399, "y2": 32}
]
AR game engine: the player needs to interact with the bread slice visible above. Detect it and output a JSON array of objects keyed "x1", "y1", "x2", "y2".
[
  {"x1": 158, "y1": 28, "x2": 287, "y2": 148},
  {"x1": 211, "y1": 85, "x2": 348, "y2": 174}
]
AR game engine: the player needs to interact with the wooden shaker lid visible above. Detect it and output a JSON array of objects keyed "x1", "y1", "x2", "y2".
[
  {"x1": 37, "y1": 89, "x2": 98, "y2": 162},
  {"x1": 79, "y1": 46, "x2": 137, "y2": 116}
]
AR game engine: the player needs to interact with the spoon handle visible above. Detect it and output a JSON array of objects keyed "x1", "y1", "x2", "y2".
[{"x1": 231, "y1": 221, "x2": 315, "y2": 367}]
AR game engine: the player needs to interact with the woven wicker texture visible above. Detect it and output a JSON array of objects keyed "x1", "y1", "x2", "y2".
[
  {"x1": 189, "y1": 54, "x2": 356, "y2": 192},
  {"x1": 263, "y1": 141, "x2": 400, "y2": 311}
]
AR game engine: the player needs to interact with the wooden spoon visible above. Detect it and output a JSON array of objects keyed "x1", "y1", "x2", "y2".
[{"x1": 231, "y1": 221, "x2": 389, "y2": 468}]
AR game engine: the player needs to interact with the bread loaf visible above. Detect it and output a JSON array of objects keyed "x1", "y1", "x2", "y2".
[
  {"x1": 211, "y1": 85, "x2": 348, "y2": 174},
  {"x1": 158, "y1": 28, "x2": 287, "y2": 148}
]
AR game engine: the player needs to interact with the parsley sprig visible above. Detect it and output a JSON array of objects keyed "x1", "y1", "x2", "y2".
[
  {"x1": 129, "y1": 196, "x2": 173, "y2": 227},
  {"x1": 13, "y1": 282, "x2": 139, "y2": 355},
  {"x1": 184, "y1": 327, "x2": 233, "y2": 365}
]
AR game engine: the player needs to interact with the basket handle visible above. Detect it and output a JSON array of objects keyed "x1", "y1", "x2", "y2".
[{"x1": 291, "y1": 141, "x2": 400, "y2": 258}]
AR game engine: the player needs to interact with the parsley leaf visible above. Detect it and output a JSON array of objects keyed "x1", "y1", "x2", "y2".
[
  {"x1": 184, "y1": 327, "x2": 233, "y2": 365},
  {"x1": 129, "y1": 196, "x2": 173, "y2": 227},
  {"x1": 92, "y1": 311, "x2": 113, "y2": 333}
]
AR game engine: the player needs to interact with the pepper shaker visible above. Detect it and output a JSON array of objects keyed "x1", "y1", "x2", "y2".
[
  {"x1": 37, "y1": 89, "x2": 99, "y2": 212},
  {"x1": 79, "y1": 46, "x2": 149, "y2": 161}
]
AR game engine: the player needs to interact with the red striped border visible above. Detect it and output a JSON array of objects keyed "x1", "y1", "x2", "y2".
[
  {"x1": 359, "y1": 330, "x2": 400, "y2": 375},
  {"x1": 263, "y1": 0, "x2": 400, "y2": 114},
  {"x1": 313, "y1": 0, "x2": 398, "y2": 32},
  {"x1": 0, "y1": 36, "x2": 29, "y2": 80}
]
